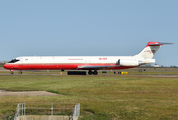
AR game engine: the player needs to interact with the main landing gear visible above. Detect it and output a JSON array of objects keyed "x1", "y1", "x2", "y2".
[{"x1": 88, "y1": 70, "x2": 98, "y2": 75}]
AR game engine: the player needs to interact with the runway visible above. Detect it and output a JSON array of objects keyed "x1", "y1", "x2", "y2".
[{"x1": 0, "y1": 73, "x2": 178, "y2": 77}]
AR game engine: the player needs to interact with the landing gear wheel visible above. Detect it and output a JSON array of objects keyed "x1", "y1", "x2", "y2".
[
  {"x1": 88, "y1": 70, "x2": 93, "y2": 75},
  {"x1": 93, "y1": 70, "x2": 98, "y2": 75},
  {"x1": 10, "y1": 71, "x2": 13, "y2": 74},
  {"x1": 18, "y1": 71, "x2": 22, "y2": 74}
]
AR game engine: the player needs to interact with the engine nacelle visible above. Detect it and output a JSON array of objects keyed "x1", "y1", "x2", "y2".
[{"x1": 117, "y1": 59, "x2": 140, "y2": 66}]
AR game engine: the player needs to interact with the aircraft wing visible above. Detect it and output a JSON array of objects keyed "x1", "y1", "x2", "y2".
[{"x1": 77, "y1": 65, "x2": 120, "y2": 70}]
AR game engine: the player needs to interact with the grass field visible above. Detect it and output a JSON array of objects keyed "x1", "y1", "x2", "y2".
[{"x1": 0, "y1": 68, "x2": 178, "y2": 119}]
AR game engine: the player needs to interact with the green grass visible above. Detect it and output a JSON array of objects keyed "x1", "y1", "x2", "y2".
[{"x1": 0, "y1": 75, "x2": 178, "y2": 119}]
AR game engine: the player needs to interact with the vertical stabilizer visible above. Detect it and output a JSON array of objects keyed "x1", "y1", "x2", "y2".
[{"x1": 134, "y1": 42, "x2": 174, "y2": 59}]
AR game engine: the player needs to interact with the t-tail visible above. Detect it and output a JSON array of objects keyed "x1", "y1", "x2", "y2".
[{"x1": 134, "y1": 42, "x2": 174, "y2": 59}]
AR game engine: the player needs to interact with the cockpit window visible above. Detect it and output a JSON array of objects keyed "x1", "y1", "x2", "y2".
[{"x1": 8, "y1": 59, "x2": 20, "y2": 63}]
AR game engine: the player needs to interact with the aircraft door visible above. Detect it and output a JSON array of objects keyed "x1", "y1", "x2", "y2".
[{"x1": 19, "y1": 58, "x2": 23, "y2": 66}]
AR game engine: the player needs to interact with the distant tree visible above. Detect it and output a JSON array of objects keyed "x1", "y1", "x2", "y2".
[{"x1": 170, "y1": 65, "x2": 177, "y2": 68}]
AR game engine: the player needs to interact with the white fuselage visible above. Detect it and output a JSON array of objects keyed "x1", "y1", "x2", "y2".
[{"x1": 4, "y1": 41, "x2": 172, "y2": 73}]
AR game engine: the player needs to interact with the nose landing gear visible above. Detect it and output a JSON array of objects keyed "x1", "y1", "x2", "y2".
[{"x1": 10, "y1": 70, "x2": 13, "y2": 74}]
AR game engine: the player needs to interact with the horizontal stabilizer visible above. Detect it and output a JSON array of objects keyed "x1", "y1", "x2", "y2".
[{"x1": 149, "y1": 42, "x2": 174, "y2": 46}]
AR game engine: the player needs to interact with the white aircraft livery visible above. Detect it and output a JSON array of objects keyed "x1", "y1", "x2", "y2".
[{"x1": 3, "y1": 42, "x2": 174, "y2": 75}]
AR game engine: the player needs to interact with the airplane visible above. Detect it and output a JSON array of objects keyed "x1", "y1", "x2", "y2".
[{"x1": 3, "y1": 41, "x2": 174, "y2": 75}]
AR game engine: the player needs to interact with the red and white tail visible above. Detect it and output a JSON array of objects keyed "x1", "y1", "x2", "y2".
[{"x1": 134, "y1": 42, "x2": 174, "y2": 59}]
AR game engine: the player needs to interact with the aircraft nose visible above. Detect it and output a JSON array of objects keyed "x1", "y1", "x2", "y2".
[{"x1": 3, "y1": 64, "x2": 11, "y2": 69}]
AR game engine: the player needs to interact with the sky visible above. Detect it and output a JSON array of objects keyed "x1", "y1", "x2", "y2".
[{"x1": 0, "y1": 0, "x2": 177, "y2": 66}]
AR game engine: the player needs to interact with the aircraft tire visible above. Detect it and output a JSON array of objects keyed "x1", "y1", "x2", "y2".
[
  {"x1": 88, "y1": 70, "x2": 93, "y2": 75},
  {"x1": 19, "y1": 71, "x2": 22, "y2": 74},
  {"x1": 93, "y1": 70, "x2": 98, "y2": 75}
]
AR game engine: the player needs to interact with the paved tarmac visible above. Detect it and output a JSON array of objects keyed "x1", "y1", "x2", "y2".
[
  {"x1": 0, "y1": 90, "x2": 60, "y2": 97},
  {"x1": 0, "y1": 73, "x2": 178, "y2": 77}
]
